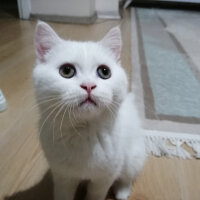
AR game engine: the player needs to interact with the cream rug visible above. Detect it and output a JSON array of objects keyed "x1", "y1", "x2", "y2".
[{"x1": 131, "y1": 8, "x2": 200, "y2": 158}]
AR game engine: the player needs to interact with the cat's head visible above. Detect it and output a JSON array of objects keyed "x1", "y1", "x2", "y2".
[{"x1": 33, "y1": 21, "x2": 128, "y2": 120}]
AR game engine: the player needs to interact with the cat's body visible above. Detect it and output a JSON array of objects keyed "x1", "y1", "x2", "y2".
[{"x1": 33, "y1": 22, "x2": 146, "y2": 200}]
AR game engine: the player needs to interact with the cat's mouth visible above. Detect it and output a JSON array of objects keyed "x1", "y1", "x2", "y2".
[{"x1": 79, "y1": 97, "x2": 97, "y2": 106}]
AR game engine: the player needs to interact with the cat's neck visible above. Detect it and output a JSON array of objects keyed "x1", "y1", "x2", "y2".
[{"x1": 66, "y1": 109, "x2": 117, "y2": 130}]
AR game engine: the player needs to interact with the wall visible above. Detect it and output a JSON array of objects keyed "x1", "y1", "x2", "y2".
[
  {"x1": 95, "y1": 0, "x2": 120, "y2": 19},
  {"x1": 18, "y1": 0, "x2": 120, "y2": 20},
  {"x1": 30, "y1": 0, "x2": 95, "y2": 17}
]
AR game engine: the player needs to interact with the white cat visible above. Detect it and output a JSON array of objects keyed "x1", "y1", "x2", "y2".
[{"x1": 33, "y1": 21, "x2": 146, "y2": 200}]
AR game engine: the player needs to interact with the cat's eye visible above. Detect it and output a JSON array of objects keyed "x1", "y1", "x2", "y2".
[
  {"x1": 97, "y1": 65, "x2": 111, "y2": 79},
  {"x1": 59, "y1": 63, "x2": 76, "y2": 78}
]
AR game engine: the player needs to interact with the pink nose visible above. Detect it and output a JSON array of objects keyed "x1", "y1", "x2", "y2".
[{"x1": 80, "y1": 84, "x2": 96, "y2": 94}]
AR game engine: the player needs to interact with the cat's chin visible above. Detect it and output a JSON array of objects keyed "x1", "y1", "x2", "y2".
[{"x1": 75, "y1": 102, "x2": 104, "y2": 120}]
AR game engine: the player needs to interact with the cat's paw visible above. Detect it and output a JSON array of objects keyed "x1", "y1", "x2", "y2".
[
  {"x1": 115, "y1": 187, "x2": 130, "y2": 200},
  {"x1": 113, "y1": 180, "x2": 131, "y2": 200},
  {"x1": 116, "y1": 199, "x2": 128, "y2": 200}
]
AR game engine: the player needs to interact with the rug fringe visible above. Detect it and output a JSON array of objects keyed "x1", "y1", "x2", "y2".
[{"x1": 144, "y1": 131, "x2": 200, "y2": 159}]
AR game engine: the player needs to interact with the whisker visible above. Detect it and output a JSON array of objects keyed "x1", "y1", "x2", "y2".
[
  {"x1": 1, "y1": 96, "x2": 61, "y2": 137},
  {"x1": 52, "y1": 102, "x2": 66, "y2": 145},
  {"x1": 72, "y1": 103, "x2": 78, "y2": 124},
  {"x1": 29, "y1": 93, "x2": 79, "y2": 115},
  {"x1": 29, "y1": 97, "x2": 61, "y2": 111},
  {"x1": 39, "y1": 101, "x2": 64, "y2": 138},
  {"x1": 68, "y1": 104, "x2": 78, "y2": 134},
  {"x1": 105, "y1": 104, "x2": 116, "y2": 120},
  {"x1": 60, "y1": 105, "x2": 68, "y2": 139},
  {"x1": 71, "y1": 104, "x2": 82, "y2": 137}
]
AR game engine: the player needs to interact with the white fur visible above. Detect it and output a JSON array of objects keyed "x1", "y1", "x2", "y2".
[{"x1": 33, "y1": 22, "x2": 146, "y2": 200}]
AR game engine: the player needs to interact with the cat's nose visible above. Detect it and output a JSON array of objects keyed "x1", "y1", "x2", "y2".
[{"x1": 80, "y1": 84, "x2": 96, "y2": 94}]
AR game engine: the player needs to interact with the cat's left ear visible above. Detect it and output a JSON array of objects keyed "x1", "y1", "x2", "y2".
[
  {"x1": 100, "y1": 26, "x2": 122, "y2": 61},
  {"x1": 35, "y1": 21, "x2": 61, "y2": 62}
]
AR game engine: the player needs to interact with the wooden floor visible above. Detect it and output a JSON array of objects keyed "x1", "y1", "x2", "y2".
[{"x1": 0, "y1": 9, "x2": 200, "y2": 200}]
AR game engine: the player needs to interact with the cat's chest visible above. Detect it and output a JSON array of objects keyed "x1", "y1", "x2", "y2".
[
  {"x1": 51, "y1": 127, "x2": 119, "y2": 178},
  {"x1": 62, "y1": 127, "x2": 116, "y2": 161},
  {"x1": 42, "y1": 123, "x2": 119, "y2": 164},
  {"x1": 40, "y1": 117, "x2": 123, "y2": 179}
]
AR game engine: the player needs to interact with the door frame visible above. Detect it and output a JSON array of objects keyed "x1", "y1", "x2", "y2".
[{"x1": 17, "y1": 0, "x2": 31, "y2": 19}]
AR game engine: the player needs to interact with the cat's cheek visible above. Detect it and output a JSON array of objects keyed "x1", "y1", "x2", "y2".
[
  {"x1": 93, "y1": 89, "x2": 113, "y2": 106},
  {"x1": 114, "y1": 72, "x2": 128, "y2": 100}
]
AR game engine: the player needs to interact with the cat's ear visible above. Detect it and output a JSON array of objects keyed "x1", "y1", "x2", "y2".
[
  {"x1": 100, "y1": 26, "x2": 122, "y2": 61},
  {"x1": 35, "y1": 21, "x2": 61, "y2": 62}
]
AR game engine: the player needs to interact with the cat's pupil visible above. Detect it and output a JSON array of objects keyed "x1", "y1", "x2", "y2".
[
  {"x1": 63, "y1": 66, "x2": 71, "y2": 74},
  {"x1": 102, "y1": 68, "x2": 109, "y2": 75}
]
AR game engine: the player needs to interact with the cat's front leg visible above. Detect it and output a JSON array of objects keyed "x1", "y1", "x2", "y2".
[
  {"x1": 86, "y1": 178, "x2": 113, "y2": 200},
  {"x1": 113, "y1": 178, "x2": 132, "y2": 200},
  {"x1": 52, "y1": 170, "x2": 79, "y2": 200}
]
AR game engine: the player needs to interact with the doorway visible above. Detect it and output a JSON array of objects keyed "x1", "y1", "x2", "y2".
[{"x1": 0, "y1": 0, "x2": 19, "y2": 18}]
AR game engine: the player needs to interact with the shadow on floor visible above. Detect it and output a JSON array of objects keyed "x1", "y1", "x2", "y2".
[
  {"x1": 4, "y1": 170, "x2": 114, "y2": 200},
  {"x1": 4, "y1": 170, "x2": 54, "y2": 200},
  {"x1": 4, "y1": 170, "x2": 88, "y2": 200}
]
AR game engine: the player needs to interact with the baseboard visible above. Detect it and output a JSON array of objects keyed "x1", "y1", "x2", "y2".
[
  {"x1": 30, "y1": 12, "x2": 97, "y2": 24},
  {"x1": 97, "y1": 11, "x2": 121, "y2": 19}
]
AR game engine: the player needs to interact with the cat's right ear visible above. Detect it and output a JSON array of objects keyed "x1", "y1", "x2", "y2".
[
  {"x1": 100, "y1": 26, "x2": 122, "y2": 62},
  {"x1": 35, "y1": 21, "x2": 61, "y2": 62}
]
